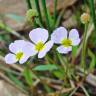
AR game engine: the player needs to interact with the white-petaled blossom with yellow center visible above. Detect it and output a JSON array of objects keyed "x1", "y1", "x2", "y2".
[
  {"x1": 5, "y1": 40, "x2": 35, "y2": 64},
  {"x1": 51, "y1": 27, "x2": 80, "y2": 54},
  {"x1": 29, "y1": 28, "x2": 54, "y2": 58}
]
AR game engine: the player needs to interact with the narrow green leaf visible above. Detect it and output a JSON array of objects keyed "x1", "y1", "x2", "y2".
[
  {"x1": 33, "y1": 64, "x2": 58, "y2": 71},
  {"x1": 23, "y1": 68, "x2": 33, "y2": 86},
  {"x1": 53, "y1": 69, "x2": 65, "y2": 79}
]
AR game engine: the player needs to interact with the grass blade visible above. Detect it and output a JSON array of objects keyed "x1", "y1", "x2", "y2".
[
  {"x1": 34, "y1": 0, "x2": 43, "y2": 25},
  {"x1": 41, "y1": 0, "x2": 50, "y2": 32},
  {"x1": 88, "y1": 0, "x2": 96, "y2": 31},
  {"x1": 26, "y1": 0, "x2": 32, "y2": 9}
]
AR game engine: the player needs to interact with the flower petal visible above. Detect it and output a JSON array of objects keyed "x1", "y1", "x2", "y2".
[
  {"x1": 56, "y1": 45, "x2": 72, "y2": 54},
  {"x1": 20, "y1": 42, "x2": 38, "y2": 64},
  {"x1": 5, "y1": 53, "x2": 17, "y2": 64},
  {"x1": 71, "y1": 38, "x2": 80, "y2": 46},
  {"x1": 22, "y1": 42, "x2": 38, "y2": 56},
  {"x1": 9, "y1": 40, "x2": 27, "y2": 53},
  {"x1": 38, "y1": 40, "x2": 54, "y2": 58},
  {"x1": 19, "y1": 55, "x2": 29, "y2": 64},
  {"x1": 29, "y1": 28, "x2": 48, "y2": 44},
  {"x1": 69, "y1": 29, "x2": 80, "y2": 46},
  {"x1": 69, "y1": 29, "x2": 79, "y2": 40},
  {"x1": 51, "y1": 27, "x2": 67, "y2": 44}
]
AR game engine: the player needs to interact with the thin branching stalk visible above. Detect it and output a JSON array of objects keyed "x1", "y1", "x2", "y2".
[
  {"x1": 34, "y1": 0, "x2": 43, "y2": 25},
  {"x1": 41, "y1": 0, "x2": 50, "y2": 32},
  {"x1": 26, "y1": 0, "x2": 32, "y2": 9}
]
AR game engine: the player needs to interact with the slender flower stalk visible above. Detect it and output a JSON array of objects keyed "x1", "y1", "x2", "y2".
[
  {"x1": 81, "y1": 24, "x2": 88, "y2": 68},
  {"x1": 41, "y1": 0, "x2": 50, "y2": 32},
  {"x1": 81, "y1": 13, "x2": 90, "y2": 68},
  {"x1": 34, "y1": 0, "x2": 43, "y2": 25}
]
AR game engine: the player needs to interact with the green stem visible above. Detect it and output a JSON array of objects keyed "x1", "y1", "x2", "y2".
[
  {"x1": 26, "y1": 0, "x2": 32, "y2": 9},
  {"x1": 81, "y1": 24, "x2": 88, "y2": 68},
  {"x1": 53, "y1": 0, "x2": 57, "y2": 23},
  {"x1": 55, "y1": 9, "x2": 65, "y2": 28},
  {"x1": 66, "y1": 56, "x2": 70, "y2": 77},
  {"x1": 34, "y1": 0, "x2": 43, "y2": 25},
  {"x1": 88, "y1": 0, "x2": 96, "y2": 31},
  {"x1": 33, "y1": 18, "x2": 37, "y2": 28},
  {"x1": 57, "y1": 52, "x2": 66, "y2": 71},
  {"x1": 41, "y1": 0, "x2": 50, "y2": 32}
]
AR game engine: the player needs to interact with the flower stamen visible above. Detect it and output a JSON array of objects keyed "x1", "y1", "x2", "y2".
[
  {"x1": 16, "y1": 52, "x2": 23, "y2": 60},
  {"x1": 35, "y1": 41, "x2": 44, "y2": 51},
  {"x1": 61, "y1": 39, "x2": 72, "y2": 47}
]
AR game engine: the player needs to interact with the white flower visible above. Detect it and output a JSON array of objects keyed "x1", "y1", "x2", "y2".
[
  {"x1": 5, "y1": 40, "x2": 34, "y2": 64},
  {"x1": 29, "y1": 28, "x2": 54, "y2": 58},
  {"x1": 51, "y1": 27, "x2": 80, "y2": 54}
]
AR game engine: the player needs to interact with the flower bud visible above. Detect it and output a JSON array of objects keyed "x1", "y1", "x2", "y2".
[
  {"x1": 26, "y1": 9, "x2": 38, "y2": 24},
  {"x1": 80, "y1": 13, "x2": 90, "y2": 24}
]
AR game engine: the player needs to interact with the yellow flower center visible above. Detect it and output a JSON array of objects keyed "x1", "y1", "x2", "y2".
[
  {"x1": 35, "y1": 41, "x2": 44, "y2": 51},
  {"x1": 16, "y1": 52, "x2": 23, "y2": 60},
  {"x1": 61, "y1": 39, "x2": 72, "y2": 47}
]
